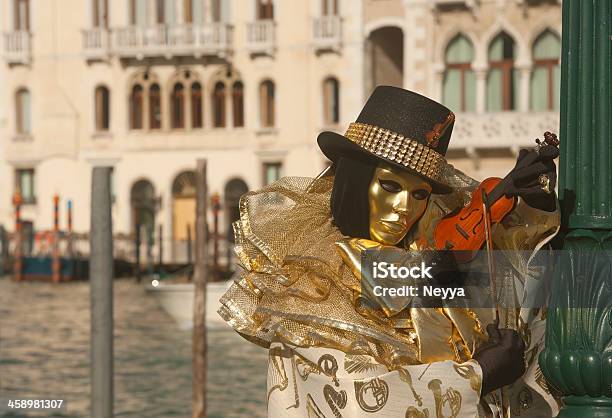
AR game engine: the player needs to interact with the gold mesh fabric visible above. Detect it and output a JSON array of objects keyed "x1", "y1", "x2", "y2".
[{"x1": 220, "y1": 176, "x2": 419, "y2": 366}]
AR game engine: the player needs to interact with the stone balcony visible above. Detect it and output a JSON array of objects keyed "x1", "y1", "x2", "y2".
[
  {"x1": 3, "y1": 31, "x2": 30, "y2": 64},
  {"x1": 312, "y1": 16, "x2": 342, "y2": 52},
  {"x1": 113, "y1": 23, "x2": 233, "y2": 59},
  {"x1": 246, "y1": 20, "x2": 275, "y2": 55},
  {"x1": 82, "y1": 28, "x2": 111, "y2": 60},
  {"x1": 449, "y1": 111, "x2": 559, "y2": 152}
]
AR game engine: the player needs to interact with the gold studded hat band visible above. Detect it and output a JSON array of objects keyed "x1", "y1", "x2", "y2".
[{"x1": 344, "y1": 122, "x2": 447, "y2": 185}]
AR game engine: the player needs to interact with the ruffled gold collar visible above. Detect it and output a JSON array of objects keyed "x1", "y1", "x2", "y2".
[{"x1": 218, "y1": 174, "x2": 495, "y2": 367}]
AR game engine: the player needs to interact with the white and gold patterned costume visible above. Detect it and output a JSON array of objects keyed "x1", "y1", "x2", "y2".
[{"x1": 219, "y1": 168, "x2": 561, "y2": 417}]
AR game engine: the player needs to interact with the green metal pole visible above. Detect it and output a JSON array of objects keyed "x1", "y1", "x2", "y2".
[{"x1": 539, "y1": 1, "x2": 612, "y2": 417}]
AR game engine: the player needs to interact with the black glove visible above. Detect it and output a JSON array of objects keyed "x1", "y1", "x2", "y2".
[
  {"x1": 473, "y1": 323, "x2": 526, "y2": 396},
  {"x1": 505, "y1": 145, "x2": 558, "y2": 211}
]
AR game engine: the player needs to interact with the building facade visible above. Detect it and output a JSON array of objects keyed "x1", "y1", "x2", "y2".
[{"x1": 0, "y1": 0, "x2": 561, "y2": 263}]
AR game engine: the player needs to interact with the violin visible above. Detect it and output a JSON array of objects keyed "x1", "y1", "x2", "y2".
[{"x1": 433, "y1": 132, "x2": 559, "y2": 261}]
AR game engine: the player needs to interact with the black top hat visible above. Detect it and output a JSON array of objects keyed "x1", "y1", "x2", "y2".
[{"x1": 318, "y1": 86, "x2": 455, "y2": 193}]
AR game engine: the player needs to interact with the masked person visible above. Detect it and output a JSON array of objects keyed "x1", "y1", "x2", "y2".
[{"x1": 219, "y1": 87, "x2": 560, "y2": 417}]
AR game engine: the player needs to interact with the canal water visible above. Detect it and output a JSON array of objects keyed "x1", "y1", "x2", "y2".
[{"x1": 0, "y1": 278, "x2": 268, "y2": 418}]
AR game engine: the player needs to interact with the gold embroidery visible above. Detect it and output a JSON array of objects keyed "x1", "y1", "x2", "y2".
[
  {"x1": 323, "y1": 384, "x2": 348, "y2": 418},
  {"x1": 295, "y1": 356, "x2": 323, "y2": 382},
  {"x1": 397, "y1": 368, "x2": 424, "y2": 406},
  {"x1": 406, "y1": 406, "x2": 431, "y2": 417},
  {"x1": 427, "y1": 379, "x2": 462, "y2": 418},
  {"x1": 306, "y1": 393, "x2": 327, "y2": 418},
  {"x1": 453, "y1": 362, "x2": 482, "y2": 394},
  {"x1": 354, "y1": 378, "x2": 389, "y2": 413},
  {"x1": 344, "y1": 354, "x2": 380, "y2": 374},
  {"x1": 267, "y1": 347, "x2": 289, "y2": 401}
]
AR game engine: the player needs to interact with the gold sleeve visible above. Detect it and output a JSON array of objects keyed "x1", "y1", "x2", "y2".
[{"x1": 493, "y1": 198, "x2": 561, "y2": 253}]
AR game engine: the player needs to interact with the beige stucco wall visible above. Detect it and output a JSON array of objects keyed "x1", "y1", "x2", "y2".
[{"x1": 0, "y1": 0, "x2": 561, "y2": 262}]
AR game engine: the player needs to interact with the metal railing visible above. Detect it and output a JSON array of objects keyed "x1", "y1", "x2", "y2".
[{"x1": 3, "y1": 31, "x2": 30, "y2": 64}]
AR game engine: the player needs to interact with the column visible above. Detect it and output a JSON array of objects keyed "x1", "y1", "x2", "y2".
[
  {"x1": 516, "y1": 61, "x2": 532, "y2": 112},
  {"x1": 402, "y1": 1, "x2": 428, "y2": 93},
  {"x1": 473, "y1": 64, "x2": 488, "y2": 114},
  {"x1": 539, "y1": 1, "x2": 612, "y2": 417}
]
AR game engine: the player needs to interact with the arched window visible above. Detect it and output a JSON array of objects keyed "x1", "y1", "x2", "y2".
[
  {"x1": 15, "y1": 88, "x2": 31, "y2": 135},
  {"x1": 149, "y1": 84, "x2": 161, "y2": 130},
  {"x1": 171, "y1": 83, "x2": 185, "y2": 129},
  {"x1": 184, "y1": 0, "x2": 193, "y2": 23},
  {"x1": 256, "y1": 0, "x2": 274, "y2": 20},
  {"x1": 211, "y1": 0, "x2": 221, "y2": 22},
  {"x1": 366, "y1": 27, "x2": 404, "y2": 93},
  {"x1": 172, "y1": 171, "x2": 197, "y2": 246},
  {"x1": 130, "y1": 179, "x2": 156, "y2": 235},
  {"x1": 213, "y1": 82, "x2": 226, "y2": 128},
  {"x1": 259, "y1": 80, "x2": 275, "y2": 128},
  {"x1": 232, "y1": 81, "x2": 244, "y2": 127},
  {"x1": 155, "y1": 0, "x2": 165, "y2": 24},
  {"x1": 191, "y1": 82, "x2": 203, "y2": 128},
  {"x1": 321, "y1": 0, "x2": 338, "y2": 16},
  {"x1": 95, "y1": 86, "x2": 110, "y2": 132},
  {"x1": 531, "y1": 30, "x2": 560, "y2": 111},
  {"x1": 487, "y1": 32, "x2": 518, "y2": 111},
  {"x1": 130, "y1": 0, "x2": 146, "y2": 25},
  {"x1": 443, "y1": 35, "x2": 475, "y2": 112},
  {"x1": 14, "y1": 0, "x2": 30, "y2": 30},
  {"x1": 92, "y1": 0, "x2": 108, "y2": 28},
  {"x1": 130, "y1": 84, "x2": 144, "y2": 130},
  {"x1": 323, "y1": 77, "x2": 340, "y2": 125}
]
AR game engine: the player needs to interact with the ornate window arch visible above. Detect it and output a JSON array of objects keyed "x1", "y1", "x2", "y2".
[
  {"x1": 486, "y1": 31, "x2": 518, "y2": 112},
  {"x1": 171, "y1": 82, "x2": 185, "y2": 129},
  {"x1": 168, "y1": 68, "x2": 203, "y2": 130},
  {"x1": 213, "y1": 81, "x2": 226, "y2": 128},
  {"x1": 209, "y1": 68, "x2": 244, "y2": 128},
  {"x1": 530, "y1": 29, "x2": 560, "y2": 111},
  {"x1": 443, "y1": 34, "x2": 475, "y2": 112},
  {"x1": 130, "y1": 84, "x2": 144, "y2": 130},
  {"x1": 232, "y1": 81, "x2": 244, "y2": 127},
  {"x1": 191, "y1": 82, "x2": 203, "y2": 128},
  {"x1": 128, "y1": 71, "x2": 161, "y2": 131},
  {"x1": 149, "y1": 83, "x2": 161, "y2": 130}
]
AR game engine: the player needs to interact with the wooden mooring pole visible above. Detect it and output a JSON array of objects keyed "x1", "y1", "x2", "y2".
[
  {"x1": 90, "y1": 167, "x2": 114, "y2": 418},
  {"x1": 158, "y1": 224, "x2": 163, "y2": 274},
  {"x1": 12, "y1": 193, "x2": 22, "y2": 281},
  {"x1": 192, "y1": 159, "x2": 208, "y2": 418},
  {"x1": 134, "y1": 223, "x2": 141, "y2": 283},
  {"x1": 52, "y1": 194, "x2": 61, "y2": 283}
]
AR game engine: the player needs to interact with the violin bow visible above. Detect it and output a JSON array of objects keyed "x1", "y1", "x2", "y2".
[
  {"x1": 481, "y1": 188, "x2": 501, "y2": 325},
  {"x1": 482, "y1": 188, "x2": 512, "y2": 418}
]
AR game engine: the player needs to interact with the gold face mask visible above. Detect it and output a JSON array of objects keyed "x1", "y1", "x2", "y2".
[{"x1": 368, "y1": 165, "x2": 432, "y2": 245}]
